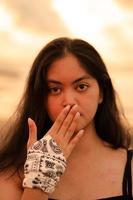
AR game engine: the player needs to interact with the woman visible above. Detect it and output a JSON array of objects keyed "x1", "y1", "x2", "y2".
[{"x1": 0, "y1": 37, "x2": 132, "y2": 200}]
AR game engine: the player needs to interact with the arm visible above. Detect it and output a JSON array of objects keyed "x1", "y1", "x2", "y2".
[
  {"x1": 22, "y1": 105, "x2": 83, "y2": 199},
  {"x1": 0, "y1": 172, "x2": 48, "y2": 200},
  {"x1": 0, "y1": 172, "x2": 23, "y2": 200},
  {"x1": 21, "y1": 188, "x2": 48, "y2": 200},
  {"x1": 131, "y1": 155, "x2": 133, "y2": 195},
  {"x1": 0, "y1": 106, "x2": 83, "y2": 200}
]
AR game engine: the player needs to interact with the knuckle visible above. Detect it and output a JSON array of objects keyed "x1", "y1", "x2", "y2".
[
  {"x1": 55, "y1": 137, "x2": 61, "y2": 144},
  {"x1": 63, "y1": 120, "x2": 70, "y2": 128},
  {"x1": 69, "y1": 123, "x2": 76, "y2": 131},
  {"x1": 56, "y1": 117, "x2": 62, "y2": 124},
  {"x1": 68, "y1": 128, "x2": 73, "y2": 134}
]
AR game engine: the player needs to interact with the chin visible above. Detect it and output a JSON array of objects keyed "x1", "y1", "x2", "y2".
[
  {"x1": 75, "y1": 123, "x2": 85, "y2": 132},
  {"x1": 76, "y1": 119, "x2": 91, "y2": 132}
]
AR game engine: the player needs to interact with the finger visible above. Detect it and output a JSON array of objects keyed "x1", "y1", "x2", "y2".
[
  {"x1": 57, "y1": 104, "x2": 78, "y2": 136},
  {"x1": 46, "y1": 105, "x2": 71, "y2": 137},
  {"x1": 66, "y1": 129, "x2": 84, "y2": 158},
  {"x1": 27, "y1": 118, "x2": 37, "y2": 148},
  {"x1": 64, "y1": 112, "x2": 80, "y2": 143}
]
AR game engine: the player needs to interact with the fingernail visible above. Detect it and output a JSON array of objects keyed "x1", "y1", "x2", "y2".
[
  {"x1": 79, "y1": 129, "x2": 84, "y2": 135},
  {"x1": 80, "y1": 129, "x2": 84, "y2": 133},
  {"x1": 64, "y1": 105, "x2": 70, "y2": 111},
  {"x1": 76, "y1": 112, "x2": 80, "y2": 117},
  {"x1": 28, "y1": 117, "x2": 32, "y2": 122},
  {"x1": 28, "y1": 118, "x2": 33, "y2": 127},
  {"x1": 72, "y1": 104, "x2": 78, "y2": 109}
]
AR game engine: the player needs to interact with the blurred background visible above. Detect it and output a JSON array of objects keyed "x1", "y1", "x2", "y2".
[{"x1": 0, "y1": 0, "x2": 133, "y2": 129}]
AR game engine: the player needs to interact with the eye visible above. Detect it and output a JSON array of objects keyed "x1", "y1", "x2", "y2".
[
  {"x1": 48, "y1": 87, "x2": 61, "y2": 95},
  {"x1": 76, "y1": 83, "x2": 89, "y2": 92}
]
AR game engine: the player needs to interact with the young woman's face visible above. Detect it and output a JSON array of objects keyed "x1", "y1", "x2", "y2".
[{"x1": 46, "y1": 54, "x2": 102, "y2": 132}]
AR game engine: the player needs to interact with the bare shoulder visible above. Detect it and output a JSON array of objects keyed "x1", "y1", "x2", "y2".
[
  {"x1": 0, "y1": 169, "x2": 23, "y2": 200},
  {"x1": 131, "y1": 150, "x2": 133, "y2": 193}
]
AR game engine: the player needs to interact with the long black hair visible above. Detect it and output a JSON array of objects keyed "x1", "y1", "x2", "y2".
[{"x1": 0, "y1": 37, "x2": 132, "y2": 172}]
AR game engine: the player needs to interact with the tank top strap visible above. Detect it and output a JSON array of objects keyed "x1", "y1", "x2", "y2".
[{"x1": 122, "y1": 149, "x2": 133, "y2": 196}]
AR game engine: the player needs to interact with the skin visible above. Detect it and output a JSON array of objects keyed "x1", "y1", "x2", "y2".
[
  {"x1": 0, "y1": 96, "x2": 84, "y2": 200},
  {"x1": 46, "y1": 53, "x2": 103, "y2": 134},
  {"x1": 0, "y1": 53, "x2": 132, "y2": 200}
]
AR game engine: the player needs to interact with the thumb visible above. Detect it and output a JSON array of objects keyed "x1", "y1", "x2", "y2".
[{"x1": 27, "y1": 118, "x2": 37, "y2": 148}]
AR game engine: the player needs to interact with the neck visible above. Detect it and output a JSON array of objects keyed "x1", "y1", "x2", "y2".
[{"x1": 72, "y1": 123, "x2": 107, "y2": 157}]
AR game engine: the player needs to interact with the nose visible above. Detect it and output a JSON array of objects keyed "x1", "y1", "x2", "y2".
[{"x1": 62, "y1": 89, "x2": 77, "y2": 108}]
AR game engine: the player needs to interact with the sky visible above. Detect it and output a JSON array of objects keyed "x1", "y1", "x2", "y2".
[{"x1": 0, "y1": 0, "x2": 133, "y2": 126}]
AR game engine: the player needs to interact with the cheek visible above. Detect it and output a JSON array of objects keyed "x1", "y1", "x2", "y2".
[
  {"x1": 83, "y1": 93, "x2": 100, "y2": 116},
  {"x1": 46, "y1": 97, "x2": 61, "y2": 122}
]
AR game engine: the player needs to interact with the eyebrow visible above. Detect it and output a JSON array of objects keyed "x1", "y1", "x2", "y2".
[{"x1": 47, "y1": 75, "x2": 91, "y2": 85}]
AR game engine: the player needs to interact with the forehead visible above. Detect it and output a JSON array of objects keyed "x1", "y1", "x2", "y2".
[{"x1": 46, "y1": 54, "x2": 89, "y2": 80}]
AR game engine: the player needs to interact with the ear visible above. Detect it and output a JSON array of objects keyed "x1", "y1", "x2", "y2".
[{"x1": 98, "y1": 90, "x2": 103, "y2": 104}]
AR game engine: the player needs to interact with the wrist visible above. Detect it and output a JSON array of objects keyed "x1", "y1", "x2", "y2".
[{"x1": 23, "y1": 134, "x2": 66, "y2": 193}]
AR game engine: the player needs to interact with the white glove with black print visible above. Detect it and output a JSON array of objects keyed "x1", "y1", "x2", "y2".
[{"x1": 23, "y1": 134, "x2": 66, "y2": 193}]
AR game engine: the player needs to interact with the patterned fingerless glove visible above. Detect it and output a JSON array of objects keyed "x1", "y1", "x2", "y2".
[{"x1": 23, "y1": 134, "x2": 67, "y2": 193}]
